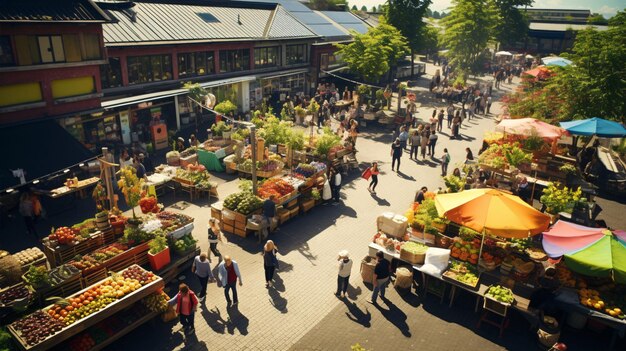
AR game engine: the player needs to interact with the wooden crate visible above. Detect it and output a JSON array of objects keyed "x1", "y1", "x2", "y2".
[
  {"x1": 234, "y1": 211, "x2": 247, "y2": 225},
  {"x1": 289, "y1": 207, "x2": 299, "y2": 218},
  {"x1": 286, "y1": 198, "x2": 298, "y2": 209},
  {"x1": 223, "y1": 222, "x2": 235, "y2": 234},
  {"x1": 36, "y1": 274, "x2": 82, "y2": 305},
  {"x1": 101, "y1": 228, "x2": 116, "y2": 245},
  {"x1": 43, "y1": 233, "x2": 106, "y2": 268},
  {"x1": 81, "y1": 267, "x2": 107, "y2": 288},
  {"x1": 300, "y1": 199, "x2": 315, "y2": 213},
  {"x1": 211, "y1": 205, "x2": 222, "y2": 221},
  {"x1": 232, "y1": 227, "x2": 247, "y2": 238},
  {"x1": 234, "y1": 220, "x2": 246, "y2": 231}
]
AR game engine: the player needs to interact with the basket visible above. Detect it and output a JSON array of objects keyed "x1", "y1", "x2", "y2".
[
  {"x1": 399, "y1": 247, "x2": 425, "y2": 265},
  {"x1": 483, "y1": 295, "x2": 510, "y2": 316},
  {"x1": 394, "y1": 267, "x2": 413, "y2": 289},
  {"x1": 360, "y1": 256, "x2": 376, "y2": 284}
]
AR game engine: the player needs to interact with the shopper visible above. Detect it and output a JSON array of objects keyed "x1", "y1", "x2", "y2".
[
  {"x1": 191, "y1": 252, "x2": 214, "y2": 302},
  {"x1": 442, "y1": 148, "x2": 451, "y2": 176},
  {"x1": 330, "y1": 168, "x2": 342, "y2": 204},
  {"x1": 428, "y1": 130, "x2": 438, "y2": 157},
  {"x1": 19, "y1": 192, "x2": 37, "y2": 239},
  {"x1": 335, "y1": 250, "x2": 353, "y2": 298},
  {"x1": 465, "y1": 147, "x2": 475, "y2": 164},
  {"x1": 398, "y1": 126, "x2": 409, "y2": 151},
  {"x1": 169, "y1": 283, "x2": 198, "y2": 334},
  {"x1": 367, "y1": 251, "x2": 391, "y2": 304},
  {"x1": 391, "y1": 138, "x2": 403, "y2": 172},
  {"x1": 446, "y1": 104, "x2": 454, "y2": 128},
  {"x1": 437, "y1": 109, "x2": 445, "y2": 132},
  {"x1": 263, "y1": 240, "x2": 279, "y2": 288},
  {"x1": 207, "y1": 218, "x2": 223, "y2": 262},
  {"x1": 262, "y1": 195, "x2": 276, "y2": 239},
  {"x1": 367, "y1": 162, "x2": 380, "y2": 194},
  {"x1": 414, "y1": 186, "x2": 428, "y2": 204},
  {"x1": 420, "y1": 128, "x2": 429, "y2": 159},
  {"x1": 409, "y1": 131, "x2": 420, "y2": 160},
  {"x1": 218, "y1": 256, "x2": 243, "y2": 305}
]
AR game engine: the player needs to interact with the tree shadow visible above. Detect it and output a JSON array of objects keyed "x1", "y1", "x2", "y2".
[
  {"x1": 268, "y1": 286, "x2": 288, "y2": 313},
  {"x1": 200, "y1": 305, "x2": 227, "y2": 334},
  {"x1": 375, "y1": 297, "x2": 412, "y2": 337},
  {"x1": 370, "y1": 193, "x2": 391, "y2": 206},
  {"x1": 342, "y1": 299, "x2": 371, "y2": 328},
  {"x1": 296, "y1": 241, "x2": 318, "y2": 266},
  {"x1": 225, "y1": 304, "x2": 249, "y2": 335}
]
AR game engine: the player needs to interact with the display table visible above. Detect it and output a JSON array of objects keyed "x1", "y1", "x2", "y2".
[
  {"x1": 37, "y1": 177, "x2": 100, "y2": 199},
  {"x1": 197, "y1": 148, "x2": 225, "y2": 172}
]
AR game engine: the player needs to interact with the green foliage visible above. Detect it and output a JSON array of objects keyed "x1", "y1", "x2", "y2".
[
  {"x1": 559, "y1": 163, "x2": 578, "y2": 174},
  {"x1": 351, "y1": 343, "x2": 369, "y2": 351},
  {"x1": 308, "y1": 0, "x2": 348, "y2": 11},
  {"x1": 522, "y1": 132, "x2": 545, "y2": 151},
  {"x1": 314, "y1": 127, "x2": 342, "y2": 157},
  {"x1": 214, "y1": 100, "x2": 237, "y2": 115},
  {"x1": 231, "y1": 127, "x2": 251, "y2": 141},
  {"x1": 286, "y1": 130, "x2": 305, "y2": 151},
  {"x1": 183, "y1": 82, "x2": 208, "y2": 102},
  {"x1": 540, "y1": 182, "x2": 586, "y2": 214},
  {"x1": 311, "y1": 188, "x2": 321, "y2": 201},
  {"x1": 259, "y1": 117, "x2": 293, "y2": 145},
  {"x1": 280, "y1": 102, "x2": 293, "y2": 121},
  {"x1": 336, "y1": 18, "x2": 409, "y2": 81},
  {"x1": 493, "y1": 0, "x2": 531, "y2": 47},
  {"x1": 121, "y1": 226, "x2": 154, "y2": 246},
  {"x1": 419, "y1": 24, "x2": 440, "y2": 55},
  {"x1": 294, "y1": 105, "x2": 307, "y2": 118},
  {"x1": 149, "y1": 234, "x2": 168, "y2": 255},
  {"x1": 440, "y1": 0, "x2": 498, "y2": 74},
  {"x1": 443, "y1": 175, "x2": 466, "y2": 192},
  {"x1": 384, "y1": 0, "x2": 432, "y2": 53},
  {"x1": 211, "y1": 121, "x2": 232, "y2": 136},
  {"x1": 612, "y1": 139, "x2": 626, "y2": 157},
  {"x1": 308, "y1": 99, "x2": 320, "y2": 114}
]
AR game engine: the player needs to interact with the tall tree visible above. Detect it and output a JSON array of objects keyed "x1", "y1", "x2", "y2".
[
  {"x1": 361, "y1": 5, "x2": 367, "y2": 11},
  {"x1": 372, "y1": 6, "x2": 377, "y2": 13},
  {"x1": 440, "y1": 0, "x2": 498, "y2": 77},
  {"x1": 432, "y1": 10, "x2": 440, "y2": 19},
  {"x1": 493, "y1": 0, "x2": 532, "y2": 48},
  {"x1": 351, "y1": 4, "x2": 357, "y2": 11},
  {"x1": 384, "y1": 0, "x2": 432, "y2": 77},
  {"x1": 336, "y1": 18, "x2": 409, "y2": 82}
]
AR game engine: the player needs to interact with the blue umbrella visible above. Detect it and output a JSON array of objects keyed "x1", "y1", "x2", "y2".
[
  {"x1": 560, "y1": 117, "x2": 626, "y2": 138},
  {"x1": 541, "y1": 56, "x2": 573, "y2": 67}
]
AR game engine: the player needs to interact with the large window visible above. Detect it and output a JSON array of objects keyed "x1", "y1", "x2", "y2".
[
  {"x1": 177, "y1": 51, "x2": 215, "y2": 78},
  {"x1": 12, "y1": 34, "x2": 102, "y2": 66},
  {"x1": 38, "y1": 35, "x2": 65, "y2": 63},
  {"x1": 100, "y1": 57, "x2": 122, "y2": 89},
  {"x1": 285, "y1": 44, "x2": 307, "y2": 65},
  {"x1": 219, "y1": 49, "x2": 250, "y2": 73},
  {"x1": 127, "y1": 54, "x2": 172, "y2": 84},
  {"x1": 254, "y1": 46, "x2": 280, "y2": 68},
  {"x1": 0, "y1": 36, "x2": 14, "y2": 66},
  {"x1": 83, "y1": 34, "x2": 102, "y2": 60}
]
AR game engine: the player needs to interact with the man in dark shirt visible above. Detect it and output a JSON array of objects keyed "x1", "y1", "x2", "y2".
[
  {"x1": 414, "y1": 186, "x2": 428, "y2": 204},
  {"x1": 263, "y1": 195, "x2": 276, "y2": 219},
  {"x1": 368, "y1": 251, "x2": 391, "y2": 304},
  {"x1": 391, "y1": 138, "x2": 403, "y2": 172}
]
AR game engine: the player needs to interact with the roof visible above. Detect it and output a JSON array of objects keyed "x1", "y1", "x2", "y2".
[
  {"x1": 319, "y1": 11, "x2": 370, "y2": 34},
  {"x1": 529, "y1": 22, "x2": 608, "y2": 32},
  {"x1": 102, "y1": 1, "x2": 317, "y2": 45},
  {"x1": 0, "y1": 0, "x2": 110, "y2": 23},
  {"x1": 233, "y1": 0, "x2": 353, "y2": 40}
]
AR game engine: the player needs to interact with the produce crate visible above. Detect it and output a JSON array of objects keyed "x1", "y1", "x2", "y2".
[
  {"x1": 289, "y1": 207, "x2": 299, "y2": 218},
  {"x1": 277, "y1": 208, "x2": 290, "y2": 224},
  {"x1": 483, "y1": 295, "x2": 510, "y2": 317},
  {"x1": 210, "y1": 203, "x2": 222, "y2": 220},
  {"x1": 275, "y1": 190, "x2": 297, "y2": 205},
  {"x1": 43, "y1": 232, "x2": 106, "y2": 268},
  {"x1": 234, "y1": 211, "x2": 247, "y2": 226},
  {"x1": 81, "y1": 267, "x2": 107, "y2": 288},
  {"x1": 34, "y1": 274, "x2": 82, "y2": 305},
  {"x1": 9, "y1": 265, "x2": 164, "y2": 351},
  {"x1": 179, "y1": 153, "x2": 198, "y2": 168},
  {"x1": 232, "y1": 227, "x2": 247, "y2": 238},
  {"x1": 101, "y1": 228, "x2": 116, "y2": 245},
  {"x1": 257, "y1": 168, "x2": 283, "y2": 178},
  {"x1": 174, "y1": 177, "x2": 194, "y2": 186},
  {"x1": 19, "y1": 256, "x2": 48, "y2": 275},
  {"x1": 286, "y1": 198, "x2": 298, "y2": 209},
  {"x1": 442, "y1": 270, "x2": 480, "y2": 291},
  {"x1": 221, "y1": 208, "x2": 236, "y2": 221},
  {"x1": 222, "y1": 222, "x2": 235, "y2": 234},
  {"x1": 399, "y1": 248, "x2": 425, "y2": 265},
  {"x1": 300, "y1": 198, "x2": 315, "y2": 213},
  {"x1": 168, "y1": 223, "x2": 195, "y2": 240}
]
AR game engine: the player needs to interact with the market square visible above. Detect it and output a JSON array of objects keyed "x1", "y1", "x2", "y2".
[{"x1": 1, "y1": 1, "x2": 625, "y2": 350}]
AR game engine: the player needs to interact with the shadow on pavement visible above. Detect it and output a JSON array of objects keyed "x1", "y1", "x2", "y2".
[
  {"x1": 272, "y1": 271, "x2": 286, "y2": 292},
  {"x1": 396, "y1": 171, "x2": 415, "y2": 181},
  {"x1": 268, "y1": 286, "x2": 288, "y2": 313},
  {"x1": 342, "y1": 299, "x2": 371, "y2": 328},
  {"x1": 226, "y1": 304, "x2": 249, "y2": 335},
  {"x1": 200, "y1": 305, "x2": 227, "y2": 334},
  {"x1": 375, "y1": 297, "x2": 411, "y2": 337},
  {"x1": 370, "y1": 193, "x2": 391, "y2": 206},
  {"x1": 346, "y1": 284, "x2": 362, "y2": 300}
]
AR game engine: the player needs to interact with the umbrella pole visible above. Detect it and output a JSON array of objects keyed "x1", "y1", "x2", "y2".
[{"x1": 478, "y1": 229, "x2": 486, "y2": 269}]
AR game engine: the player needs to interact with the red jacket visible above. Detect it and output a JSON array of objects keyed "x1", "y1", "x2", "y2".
[{"x1": 175, "y1": 291, "x2": 198, "y2": 315}]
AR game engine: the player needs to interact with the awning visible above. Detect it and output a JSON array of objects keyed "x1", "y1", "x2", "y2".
[
  {"x1": 0, "y1": 120, "x2": 94, "y2": 191},
  {"x1": 101, "y1": 75, "x2": 257, "y2": 110}
]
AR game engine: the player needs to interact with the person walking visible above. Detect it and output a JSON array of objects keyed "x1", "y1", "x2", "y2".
[
  {"x1": 390, "y1": 138, "x2": 403, "y2": 172},
  {"x1": 409, "y1": 131, "x2": 420, "y2": 160},
  {"x1": 428, "y1": 130, "x2": 438, "y2": 157},
  {"x1": 398, "y1": 126, "x2": 409, "y2": 151},
  {"x1": 218, "y1": 256, "x2": 243, "y2": 305},
  {"x1": 446, "y1": 104, "x2": 454, "y2": 128},
  {"x1": 486, "y1": 95, "x2": 492, "y2": 114},
  {"x1": 367, "y1": 251, "x2": 391, "y2": 304},
  {"x1": 437, "y1": 109, "x2": 444, "y2": 132},
  {"x1": 263, "y1": 240, "x2": 279, "y2": 288},
  {"x1": 192, "y1": 252, "x2": 214, "y2": 302},
  {"x1": 207, "y1": 218, "x2": 223, "y2": 262},
  {"x1": 329, "y1": 168, "x2": 342, "y2": 204},
  {"x1": 335, "y1": 250, "x2": 353, "y2": 298},
  {"x1": 367, "y1": 162, "x2": 380, "y2": 194},
  {"x1": 420, "y1": 128, "x2": 429, "y2": 159},
  {"x1": 442, "y1": 148, "x2": 451, "y2": 176},
  {"x1": 169, "y1": 283, "x2": 199, "y2": 334},
  {"x1": 19, "y1": 192, "x2": 38, "y2": 240},
  {"x1": 451, "y1": 113, "x2": 461, "y2": 139}
]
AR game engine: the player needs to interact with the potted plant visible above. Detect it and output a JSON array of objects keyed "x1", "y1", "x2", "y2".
[
  {"x1": 431, "y1": 217, "x2": 449, "y2": 233},
  {"x1": 117, "y1": 167, "x2": 144, "y2": 223},
  {"x1": 166, "y1": 141, "x2": 180, "y2": 166},
  {"x1": 294, "y1": 106, "x2": 307, "y2": 125},
  {"x1": 214, "y1": 99, "x2": 237, "y2": 125},
  {"x1": 148, "y1": 234, "x2": 170, "y2": 271},
  {"x1": 211, "y1": 121, "x2": 232, "y2": 138}
]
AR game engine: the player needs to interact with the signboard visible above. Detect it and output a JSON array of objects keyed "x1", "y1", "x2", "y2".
[{"x1": 119, "y1": 111, "x2": 131, "y2": 145}]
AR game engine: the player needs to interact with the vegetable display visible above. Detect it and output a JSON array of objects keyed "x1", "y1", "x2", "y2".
[
  {"x1": 13, "y1": 247, "x2": 45, "y2": 266},
  {"x1": 11, "y1": 311, "x2": 65, "y2": 346},
  {"x1": 293, "y1": 162, "x2": 326, "y2": 179},
  {"x1": 24, "y1": 265, "x2": 50, "y2": 288},
  {"x1": 138, "y1": 196, "x2": 159, "y2": 214},
  {"x1": 443, "y1": 261, "x2": 480, "y2": 287},
  {"x1": 223, "y1": 191, "x2": 264, "y2": 215},
  {"x1": 258, "y1": 178, "x2": 295, "y2": 201},
  {"x1": 175, "y1": 165, "x2": 214, "y2": 189},
  {"x1": 485, "y1": 285, "x2": 515, "y2": 304},
  {"x1": 0, "y1": 285, "x2": 32, "y2": 306},
  {"x1": 142, "y1": 291, "x2": 169, "y2": 313},
  {"x1": 48, "y1": 227, "x2": 77, "y2": 245},
  {"x1": 173, "y1": 234, "x2": 197, "y2": 254},
  {"x1": 401, "y1": 242, "x2": 428, "y2": 255}
]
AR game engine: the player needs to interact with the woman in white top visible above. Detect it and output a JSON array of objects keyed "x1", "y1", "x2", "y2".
[
  {"x1": 119, "y1": 149, "x2": 133, "y2": 168},
  {"x1": 335, "y1": 250, "x2": 353, "y2": 298}
]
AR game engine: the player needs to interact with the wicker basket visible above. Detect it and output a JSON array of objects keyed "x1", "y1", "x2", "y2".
[{"x1": 399, "y1": 247, "x2": 426, "y2": 265}]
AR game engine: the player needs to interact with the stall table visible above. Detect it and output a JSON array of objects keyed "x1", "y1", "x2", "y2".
[{"x1": 43, "y1": 177, "x2": 100, "y2": 199}]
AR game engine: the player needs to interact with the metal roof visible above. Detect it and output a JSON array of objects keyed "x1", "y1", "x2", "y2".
[
  {"x1": 319, "y1": 11, "x2": 370, "y2": 34},
  {"x1": 529, "y1": 22, "x2": 608, "y2": 32},
  {"x1": 0, "y1": 0, "x2": 110, "y2": 23},
  {"x1": 102, "y1": 2, "x2": 317, "y2": 45}
]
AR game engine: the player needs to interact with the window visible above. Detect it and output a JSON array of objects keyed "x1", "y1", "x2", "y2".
[
  {"x1": 285, "y1": 44, "x2": 307, "y2": 65},
  {"x1": 100, "y1": 57, "x2": 122, "y2": 88},
  {"x1": 0, "y1": 36, "x2": 14, "y2": 66},
  {"x1": 63, "y1": 34, "x2": 82, "y2": 62},
  {"x1": 178, "y1": 51, "x2": 214, "y2": 78},
  {"x1": 38, "y1": 36, "x2": 65, "y2": 63},
  {"x1": 127, "y1": 54, "x2": 173, "y2": 84},
  {"x1": 51, "y1": 76, "x2": 95, "y2": 99},
  {"x1": 254, "y1": 46, "x2": 280, "y2": 68},
  {"x1": 83, "y1": 34, "x2": 102, "y2": 60},
  {"x1": 0, "y1": 82, "x2": 42, "y2": 107},
  {"x1": 219, "y1": 49, "x2": 250, "y2": 73}
]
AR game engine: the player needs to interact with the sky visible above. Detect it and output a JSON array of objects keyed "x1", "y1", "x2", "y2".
[{"x1": 348, "y1": 0, "x2": 623, "y2": 18}]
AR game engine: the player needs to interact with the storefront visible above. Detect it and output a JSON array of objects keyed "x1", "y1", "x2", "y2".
[{"x1": 249, "y1": 69, "x2": 308, "y2": 112}]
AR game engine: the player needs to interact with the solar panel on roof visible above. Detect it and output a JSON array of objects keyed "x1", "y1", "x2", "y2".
[{"x1": 197, "y1": 12, "x2": 219, "y2": 23}]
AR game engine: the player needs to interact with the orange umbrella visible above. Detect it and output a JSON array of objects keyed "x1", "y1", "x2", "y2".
[{"x1": 435, "y1": 189, "x2": 551, "y2": 238}]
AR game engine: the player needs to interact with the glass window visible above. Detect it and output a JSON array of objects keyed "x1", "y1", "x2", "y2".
[
  {"x1": 83, "y1": 34, "x2": 101, "y2": 60},
  {"x1": 100, "y1": 57, "x2": 122, "y2": 88},
  {"x1": 14, "y1": 36, "x2": 40, "y2": 65},
  {"x1": 63, "y1": 34, "x2": 82, "y2": 62},
  {"x1": 286, "y1": 44, "x2": 307, "y2": 65},
  {"x1": 219, "y1": 49, "x2": 250, "y2": 73},
  {"x1": 178, "y1": 53, "x2": 195, "y2": 78},
  {"x1": 178, "y1": 51, "x2": 214, "y2": 78},
  {"x1": 0, "y1": 36, "x2": 14, "y2": 66},
  {"x1": 38, "y1": 35, "x2": 65, "y2": 63},
  {"x1": 127, "y1": 54, "x2": 172, "y2": 84},
  {"x1": 254, "y1": 46, "x2": 280, "y2": 68}
]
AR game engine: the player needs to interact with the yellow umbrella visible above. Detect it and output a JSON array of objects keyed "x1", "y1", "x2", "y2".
[{"x1": 435, "y1": 189, "x2": 550, "y2": 239}]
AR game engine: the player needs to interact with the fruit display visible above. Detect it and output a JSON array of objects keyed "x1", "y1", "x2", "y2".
[
  {"x1": 257, "y1": 178, "x2": 295, "y2": 201},
  {"x1": 48, "y1": 227, "x2": 77, "y2": 245},
  {"x1": 11, "y1": 311, "x2": 65, "y2": 346},
  {"x1": 156, "y1": 211, "x2": 194, "y2": 231},
  {"x1": 223, "y1": 191, "x2": 264, "y2": 215},
  {"x1": 555, "y1": 264, "x2": 578, "y2": 288},
  {"x1": 142, "y1": 291, "x2": 169, "y2": 313},
  {"x1": 47, "y1": 264, "x2": 80, "y2": 286},
  {"x1": 237, "y1": 159, "x2": 283, "y2": 173},
  {"x1": 443, "y1": 260, "x2": 480, "y2": 288},
  {"x1": 293, "y1": 162, "x2": 326, "y2": 179},
  {"x1": 0, "y1": 284, "x2": 32, "y2": 306},
  {"x1": 372, "y1": 232, "x2": 405, "y2": 252},
  {"x1": 485, "y1": 285, "x2": 515, "y2": 304},
  {"x1": 13, "y1": 247, "x2": 45, "y2": 266},
  {"x1": 172, "y1": 234, "x2": 197, "y2": 254},
  {"x1": 175, "y1": 165, "x2": 214, "y2": 189},
  {"x1": 138, "y1": 196, "x2": 159, "y2": 214},
  {"x1": 69, "y1": 243, "x2": 128, "y2": 271},
  {"x1": 449, "y1": 237, "x2": 481, "y2": 265},
  {"x1": 23, "y1": 265, "x2": 50, "y2": 288},
  {"x1": 401, "y1": 242, "x2": 428, "y2": 255},
  {"x1": 578, "y1": 288, "x2": 625, "y2": 319},
  {"x1": 525, "y1": 247, "x2": 548, "y2": 261}
]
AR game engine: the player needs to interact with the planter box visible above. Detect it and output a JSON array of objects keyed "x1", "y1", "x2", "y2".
[
  {"x1": 180, "y1": 154, "x2": 198, "y2": 168},
  {"x1": 148, "y1": 247, "x2": 171, "y2": 271}
]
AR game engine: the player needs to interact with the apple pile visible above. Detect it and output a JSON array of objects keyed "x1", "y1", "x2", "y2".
[
  {"x1": 0, "y1": 285, "x2": 32, "y2": 305},
  {"x1": 11, "y1": 311, "x2": 65, "y2": 346},
  {"x1": 48, "y1": 227, "x2": 77, "y2": 245},
  {"x1": 121, "y1": 265, "x2": 157, "y2": 285},
  {"x1": 450, "y1": 237, "x2": 480, "y2": 265}
]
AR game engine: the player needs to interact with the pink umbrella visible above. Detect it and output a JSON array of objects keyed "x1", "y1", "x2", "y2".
[
  {"x1": 496, "y1": 117, "x2": 567, "y2": 140},
  {"x1": 542, "y1": 220, "x2": 607, "y2": 258}
]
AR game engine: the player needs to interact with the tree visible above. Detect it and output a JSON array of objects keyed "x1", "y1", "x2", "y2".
[
  {"x1": 384, "y1": 0, "x2": 432, "y2": 77},
  {"x1": 377, "y1": 4, "x2": 383, "y2": 12},
  {"x1": 432, "y1": 10, "x2": 440, "y2": 19},
  {"x1": 493, "y1": 0, "x2": 532, "y2": 48},
  {"x1": 372, "y1": 6, "x2": 377, "y2": 13},
  {"x1": 336, "y1": 18, "x2": 409, "y2": 82},
  {"x1": 440, "y1": 0, "x2": 498, "y2": 77},
  {"x1": 420, "y1": 24, "x2": 439, "y2": 56},
  {"x1": 361, "y1": 5, "x2": 367, "y2": 11},
  {"x1": 588, "y1": 13, "x2": 607, "y2": 24},
  {"x1": 310, "y1": 0, "x2": 348, "y2": 11},
  {"x1": 351, "y1": 4, "x2": 357, "y2": 11}
]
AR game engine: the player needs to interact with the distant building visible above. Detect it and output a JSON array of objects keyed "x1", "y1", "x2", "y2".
[{"x1": 525, "y1": 8, "x2": 592, "y2": 23}]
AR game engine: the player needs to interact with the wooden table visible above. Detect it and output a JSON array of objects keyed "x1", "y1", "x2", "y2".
[{"x1": 38, "y1": 177, "x2": 100, "y2": 199}]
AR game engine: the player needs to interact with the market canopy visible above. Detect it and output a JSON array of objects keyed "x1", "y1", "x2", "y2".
[
  {"x1": 541, "y1": 56, "x2": 573, "y2": 67},
  {"x1": 542, "y1": 220, "x2": 607, "y2": 258},
  {"x1": 565, "y1": 231, "x2": 626, "y2": 284},
  {"x1": 496, "y1": 117, "x2": 566, "y2": 140},
  {"x1": 559, "y1": 117, "x2": 626, "y2": 138},
  {"x1": 434, "y1": 189, "x2": 551, "y2": 238}
]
